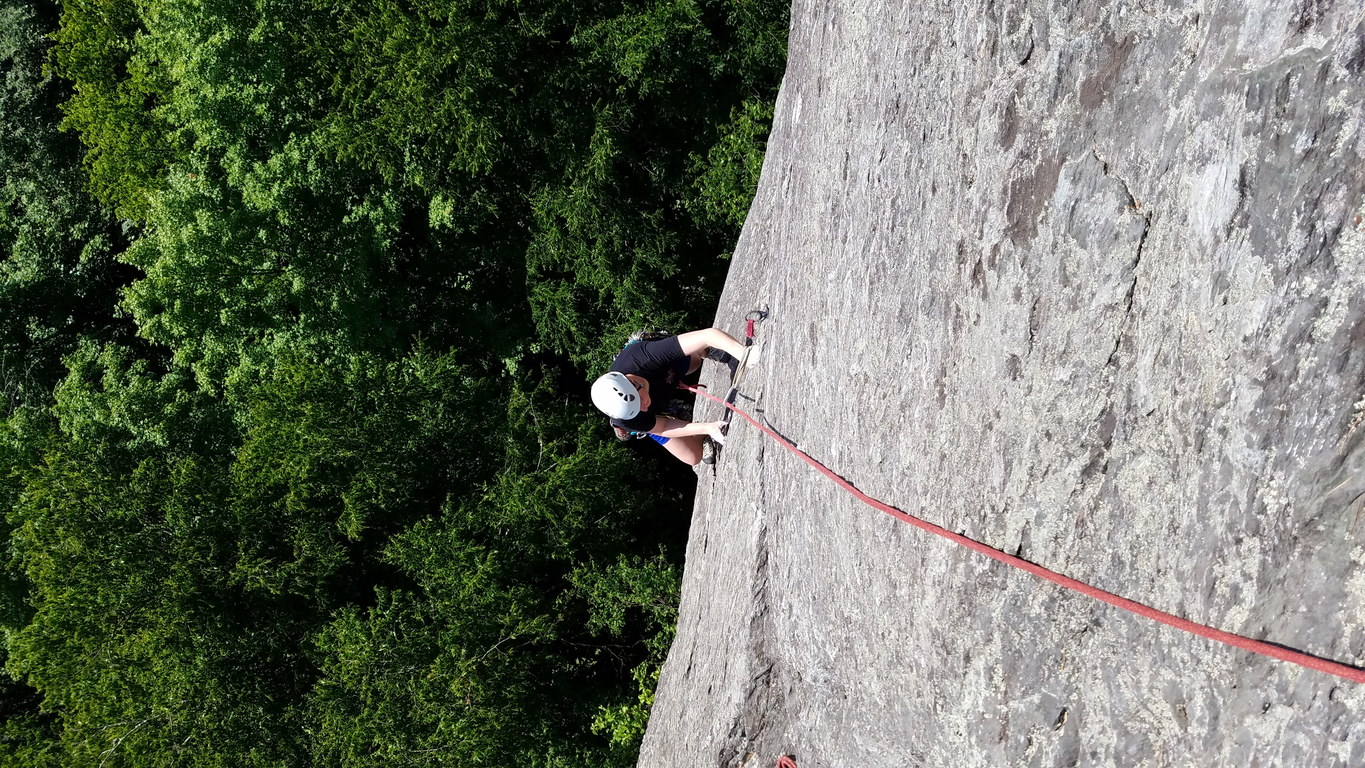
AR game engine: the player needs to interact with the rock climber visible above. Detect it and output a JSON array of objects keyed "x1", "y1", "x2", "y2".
[{"x1": 590, "y1": 328, "x2": 751, "y2": 465}]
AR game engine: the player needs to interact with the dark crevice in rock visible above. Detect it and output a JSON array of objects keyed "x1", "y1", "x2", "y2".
[
  {"x1": 1026, "y1": 296, "x2": 1042, "y2": 357},
  {"x1": 1080, "y1": 405, "x2": 1119, "y2": 482},
  {"x1": 1090, "y1": 149, "x2": 1152, "y2": 370}
]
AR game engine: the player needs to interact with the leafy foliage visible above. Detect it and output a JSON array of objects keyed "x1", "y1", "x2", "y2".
[
  {"x1": 0, "y1": 0, "x2": 787, "y2": 764},
  {"x1": 0, "y1": 0, "x2": 134, "y2": 412},
  {"x1": 686, "y1": 98, "x2": 777, "y2": 234},
  {"x1": 49, "y1": 0, "x2": 178, "y2": 220}
]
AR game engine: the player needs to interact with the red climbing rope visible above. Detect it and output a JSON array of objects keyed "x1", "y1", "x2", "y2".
[{"x1": 682, "y1": 382, "x2": 1365, "y2": 685}]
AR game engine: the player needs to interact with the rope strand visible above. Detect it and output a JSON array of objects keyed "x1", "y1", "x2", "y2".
[{"x1": 683, "y1": 382, "x2": 1365, "y2": 685}]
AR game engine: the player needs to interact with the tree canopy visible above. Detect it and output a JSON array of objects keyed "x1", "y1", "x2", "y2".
[{"x1": 0, "y1": 0, "x2": 784, "y2": 764}]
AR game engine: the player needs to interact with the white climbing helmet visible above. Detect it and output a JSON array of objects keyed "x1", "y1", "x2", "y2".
[{"x1": 591, "y1": 372, "x2": 640, "y2": 419}]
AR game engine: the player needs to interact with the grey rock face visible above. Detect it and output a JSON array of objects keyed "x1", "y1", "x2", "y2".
[{"x1": 640, "y1": 2, "x2": 1365, "y2": 767}]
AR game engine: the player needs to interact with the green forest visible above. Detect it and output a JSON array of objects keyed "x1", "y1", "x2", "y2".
[{"x1": 0, "y1": 0, "x2": 786, "y2": 764}]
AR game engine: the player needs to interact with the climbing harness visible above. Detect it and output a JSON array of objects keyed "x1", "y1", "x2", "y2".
[{"x1": 683, "y1": 318, "x2": 1365, "y2": 687}]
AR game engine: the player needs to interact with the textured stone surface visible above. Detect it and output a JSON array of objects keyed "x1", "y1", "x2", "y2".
[{"x1": 640, "y1": 2, "x2": 1365, "y2": 766}]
